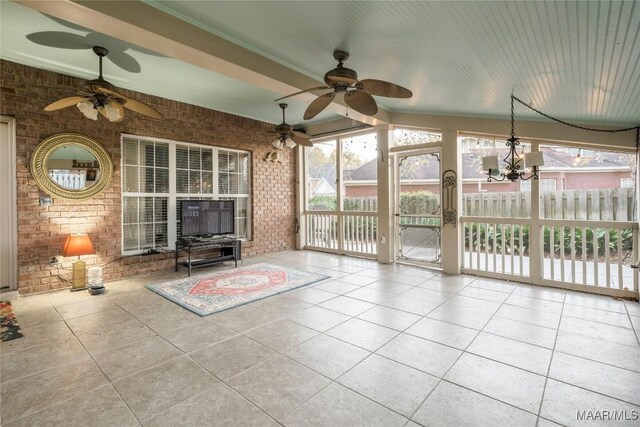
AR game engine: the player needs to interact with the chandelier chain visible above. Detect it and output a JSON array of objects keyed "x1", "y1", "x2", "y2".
[{"x1": 512, "y1": 95, "x2": 639, "y2": 134}]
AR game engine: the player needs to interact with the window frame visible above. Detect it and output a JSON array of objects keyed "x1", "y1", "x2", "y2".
[{"x1": 121, "y1": 134, "x2": 251, "y2": 255}]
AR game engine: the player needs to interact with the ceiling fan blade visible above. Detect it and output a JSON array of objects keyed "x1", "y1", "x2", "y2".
[
  {"x1": 304, "y1": 92, "x2": 335, "y2": 120},
  {"x1": 97, "y1": 87, "x2": 162, "y2": 119},
  {"x1": 345, "y1": 91, "x2": 378, "y2": 116},
  {"x1": 358, "y1": 79, "x2": 413, "y2": 98},
  {"x1": 44, "y1": 96, "x2": 88, "y2": 111},
  {"x1": 291, "y1": 133, "x2": 313, "y2": 147},
  {"x1": 26, "y1": 31, "x2": 88, "y2": 49},
  {"x1": 275, "y1": 86, "x2": 331, "y2": 102}
]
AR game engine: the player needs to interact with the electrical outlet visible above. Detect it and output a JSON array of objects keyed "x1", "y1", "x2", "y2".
[{"x1": 49, "y1": 256, "x2": 61, "y2": 265}]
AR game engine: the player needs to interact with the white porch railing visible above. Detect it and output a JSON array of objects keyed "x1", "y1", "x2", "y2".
[
  {"x1": 305, "y1": 211, "x2": 377, "y2": 257},
  {"x1": 460, "y1": 216, "x2": 639, "y2": 295}
]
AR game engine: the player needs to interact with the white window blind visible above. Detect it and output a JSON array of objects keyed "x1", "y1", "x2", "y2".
[{"x1": 121, "y1": 135, "x2": 251, "y2": 254}]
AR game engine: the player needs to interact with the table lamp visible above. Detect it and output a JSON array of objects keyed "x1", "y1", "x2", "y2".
[{"x1": 62, "y1": 234, "x2": 95, "y2": 291}]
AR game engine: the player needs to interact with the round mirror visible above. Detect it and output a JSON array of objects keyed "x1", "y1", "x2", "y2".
[{"x1": 31, "y1": 134, "x2": 113, "y2": 200}]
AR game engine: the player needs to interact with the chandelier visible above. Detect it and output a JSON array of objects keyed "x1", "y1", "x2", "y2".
[{"x1": 481, "y1": 95, "x2": 544, "y2": 182}]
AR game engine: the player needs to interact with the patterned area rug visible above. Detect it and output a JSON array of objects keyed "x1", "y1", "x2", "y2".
[
  {"x1": 1, "y1": 301, "x2": 24, "y2": 342},
  {"x1": 146, "y1": 263, "x2": 330, "y2": 316}
]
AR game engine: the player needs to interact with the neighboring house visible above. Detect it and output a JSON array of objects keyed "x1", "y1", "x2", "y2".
[
  {"x1": 307, "y1": 177, "x2": 336, "y2": 196},
  {"x1": 344, "y1": 149, "x2": 633, "y2": 197}
]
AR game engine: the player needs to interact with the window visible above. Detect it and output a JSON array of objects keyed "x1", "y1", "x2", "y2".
[
  {"x1": 621, "y1": 178, "x2": 634, "y2": 188},
  {"x1": 520, "y1": 179, "x2": 556, "y2": 192},
  {"x1": 122, "y1": 136, "x2": 251, "y2": 254},
  {"x1": 393, "y1": 128, "x2": 441, "y2": 146}
]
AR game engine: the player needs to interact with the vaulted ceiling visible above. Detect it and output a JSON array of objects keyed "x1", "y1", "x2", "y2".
[{"x1": 2, "y1": 1, "x2": 639, "y2": 128}]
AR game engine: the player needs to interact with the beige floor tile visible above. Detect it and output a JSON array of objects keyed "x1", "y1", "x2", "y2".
[
  {"x1": 209, "y1": 305, "x2": 283, "y2": 333},
  {"x1": 338, "y1": 354, "x2": 438, "y2": 417},
  {"x1": 444, "y1": 353, "x2": 546, "y2": 412},
  {"x1": 249, "y1": 295, "x2": 313, "y2": 315},
  {"x1": 512, "y1": 284, "x2": 566, "y2": 302},
  {"x1": 228, "y1": 355, "x2": 330, "y2": 421},
  {"x1": 406, "y1": 317, "x2": 479, "y2": 350},
  {"x1": 381, "y1": 294, "x2": 442, "y2": 316},
  {"x1": 427, "y1": 295, "x2": 500, "y2": 329},
  {"x1": 541, "y1": 379, "x2": 640, "y2": 427},
  {"x1": 484, "y1": 316, "x2": 558, "y2": 349},
  {"x1": 5, "y1": 384, "x2": 138, "y2": 427},
  {"x1": 144, "y1": 383, "x2": 277, "y2": 427},
  {"x1": 0, "y1": 320, "x2": 72, "y2": 354},
  {"x1": 284, "y1": 334, "x2": 370, "y2": 379},
  {"x1": 92, "y1": 335, "x2": 182, "y2": 381},
  {"x1": 365, "y1": 280, "x2": 414, "y2": 295},
  {"x1": 549, "y1": 352, "x2": 640, "y2": 405},
  {"x1": 245, "y1": 319, "x2": 317, "y2": 351},
  {"x1": 0, "y1": 360, "x2": 108, "y2": 423},
  {"x1": 377, "y1": 333, "x2": 461, "y2": 377},
  {"x1": 467, "y1": 332, "x2": 553, "y2": 375},
  {"x1": 327, "y1": 318, "x2": 398, "y2": 351},
  {"x1": 286, "y1": 306, "x2": 350, "y2": 332},
  {"x1": 555, "y1": 330, "x2": 640, "y2": 372},
  {"x1": 158, "y1": 319, "x2": 237, "y2": 353},
  {"x1": 505, "y1": 294, "x2": 564, "y2": 314},
  {"x1": 314, "y1": 280, "x2": 361, "y2": 295},
  {"x1": 288, "y1": 287, "x2": 338, "y2": 304},
  {"x1": 190, "y1": 335, "x2": 278, "y2": 381},
  {"x1": 114, "y1": 356, "x2": 219, "y2": 421},
  {"x1": 413, "y1": 381, "x2": 537, "y2": 427},
  {"x1": 494, "y1": 303, "x2": 561, "y2": 329},
  {"x1": 282, "y1": 382, "x2": 407, "y2": 426},
  {"x1": 459, "y1": 286, "x2": 510, "y2": 303},
  {"x1": 333, "y1": 274, "x2": 378, "y2": 286},
  {"x1": 54, "y1": 296, "x2": 119, "y2": 320},
  {"x1": 345, "y1": 286, "x2": 397, "y2": 304},
  {"x1": 357, "y1": 305, "x2": 421, "y2": 331},
  {"x1": 560, "y1": 316, "x2": 639, "y2": 347},
  {"x1": 564, "y1": 292, "x2": 627, "y2": 313},
  {"x1": 563, "y1": 304, "x2": 633, "y2": 329},
  {"x1": 0, "y1": 335, "x2": 90, "y2": 382},
  {"x1": 469, "y1": 278, "x2": 517, "y2": 293},
  {"x1": 318, "y1": 295, "x2": 375, "y2": 316}
]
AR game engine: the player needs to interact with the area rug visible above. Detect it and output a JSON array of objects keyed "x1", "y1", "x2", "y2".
[
  {"x1": 1, "y1": 301, "x2": 24, "y2": 342},
  {"x1": 146, "y1": 263, "x2": 330, "y2": 316}
]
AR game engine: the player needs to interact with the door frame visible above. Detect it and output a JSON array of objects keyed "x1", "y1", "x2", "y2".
[
  {"x1": 393, "y1": 147, "x2": 443, "y2": 268},
  {"x1": 0, "y1": 116, "x2": 17, "y2": 290}
]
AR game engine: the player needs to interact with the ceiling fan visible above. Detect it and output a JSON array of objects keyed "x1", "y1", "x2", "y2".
[
  {"x1": 44, "y1": 46, "x2": 162, "y2": 122},
  {"x1": 270, "y1": 103, "x2": 312, "y2": 149},
  {"x1": 276, "y1": 50, "x2": 413, "y2": 120}
]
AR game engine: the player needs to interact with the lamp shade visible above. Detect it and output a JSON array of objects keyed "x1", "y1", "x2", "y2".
[
  {"x1": 62, "y1": 234, "x2": 95, "y2": 257},
  {"x1": 481, "y1": 155, "x2": 499, "y2": 171},
  {"x1": 524, "y1": 151, "x2": 544, "y2": 168}
]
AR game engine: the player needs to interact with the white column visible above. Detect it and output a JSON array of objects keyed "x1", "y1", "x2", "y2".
[
  {"x1": 529, "y1": 140, "x2": 541, "y2": 284},
  {"x1": 376, "y1": 125, "x2": 393, "y2": 263},
  {"x1": 295, "y1": 145, "x2": 305, "y2": 250},
  {"x1": 440, "y1": 130, "x2": 462, "y2": 274}
]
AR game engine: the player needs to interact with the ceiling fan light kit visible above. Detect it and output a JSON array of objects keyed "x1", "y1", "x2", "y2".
[
  {"x1": 43, "y1": 46, "x2": 161, "y2": 122},
  {"x1": 276, "y1": 50, "x2": 413, "y2": 120},
  {"x1": 269, "y1": 103, "x2": 312, "y2": 149}
]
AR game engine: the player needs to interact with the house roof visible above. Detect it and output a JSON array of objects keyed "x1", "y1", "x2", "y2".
[
  {"x1": 2, "y1": 1, "x2": 639, "y2": 127},
  {"x1": 345, "y1": 149, "x2": 632, "y2": 181}
]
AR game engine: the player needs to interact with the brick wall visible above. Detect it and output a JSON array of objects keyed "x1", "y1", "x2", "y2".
[{"x1": 1, "y1": 60, "x2": 296, "y2": 294}]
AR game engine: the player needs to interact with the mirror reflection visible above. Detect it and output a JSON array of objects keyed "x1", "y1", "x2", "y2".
[{"x1": 46, "y1": 145, "x2": 100, "y2": 190}]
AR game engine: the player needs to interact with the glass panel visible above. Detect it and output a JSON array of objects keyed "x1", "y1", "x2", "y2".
[
  {"x1": 306, "y1": 140, "x2": 337, "y2": 210},
  {"x1": 342, "y1": 133, "x2": 378, "y2": 212},
  {"x1": 154, "y1": 198, "x2": 167, "y2": 222},
  {"x1": 398, "y1": 153, "x2": 441, "y2": 220},
  {"x1": 122, "y1": 139, "x2": 138, "y2": 165},
  {"x1": 140, "y1": 223, "x2": 153, "y2": 247},
  {"x1": 219, "y1": 174, "x2": 229, "y2": 194},
  {"x1": 393, "y1": 128, "x2": 441, "y2": 146},
  {"x1": 155, "y1": 143, "x2": 169, "y2": 167},
  {"x1": 154, "y1": 222, "x2": 168, "y2": 246},
  {"x1": 202, "y1": 149, "x2": 213, "y2": 170},
  {"x1": 228, "y1": 152, "x2": 239, "y2": 172},
  {"x1": 176, "y1": 146, "x2": 188, "y2": 169},
  {"x1": 460, "y1": 136, "x2": 531, "y2": 218},
  {"x1": 140, "y1": 197, "x2": 154, "y2": 222},
  {"x1": 189, "y1": 170, "x2": 201, "y2": 193},
  {"x1": 140, "y1": 141, "x2": 154, "y2": 167},
  {"x1": 176, "y1": 169, "x2": 189, "y2": 193},
  {"x1": 141, "y1": 167, "x2": 154, "y2": 193},
  {"x1": 228, "y1": 174, "x2": 239, "y2": 194},
  {"x1": 189, "y1": 147, "x2": 201, "y2": 170},
  {"x1": 202, "y1": 172, "x2": 213, "y2": 193},
  {"x1": 399, "y1": 225, "x2": 441, "y2": 263},
  {"x1": 239, "y1": 174, "x2": 248, "y2": 194},
  {"x1": 218, "y1": 151, "x2": 229, "y2": 172},
  {"x1": 155, "y1": 168, "x2": 169, "y2": 193},
  {"x1": 238, "y1": 153, "x2": 248, "y2": 174},
  {"x1": 123, "y1": 224, "x2": 139, "y2": 251},
  {"x1": 539, "y1": 146, "x2": 636, "y2": 221},
  {"x1": 123, "y1": 197, "x2": 138, "y2": 224},
  {"x1": 123, "y1": 166, "x2": 139, "y2": 192}
]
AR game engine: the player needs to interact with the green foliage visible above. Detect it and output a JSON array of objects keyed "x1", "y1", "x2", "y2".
[{"x1": 308, "y1": 195, "x2": 337, "y2": 211}]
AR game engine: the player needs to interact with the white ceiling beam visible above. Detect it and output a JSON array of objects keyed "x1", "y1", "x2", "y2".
[{"x1": 15, "y1": 0, "x2": 391, "y2": 126}]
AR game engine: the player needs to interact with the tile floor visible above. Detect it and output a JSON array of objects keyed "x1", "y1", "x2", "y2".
[{"x1": 1, "y1": 250, "x2": 639, "y2": 426}]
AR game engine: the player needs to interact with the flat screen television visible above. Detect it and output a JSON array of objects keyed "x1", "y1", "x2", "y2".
[{"x1": 180, "y1": 200, "x2": 235, "y2": 238}]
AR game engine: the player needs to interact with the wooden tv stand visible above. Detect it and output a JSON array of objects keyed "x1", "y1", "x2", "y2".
[{"x1": 175, "y1": 238, "x2": 241, "y2": 277}]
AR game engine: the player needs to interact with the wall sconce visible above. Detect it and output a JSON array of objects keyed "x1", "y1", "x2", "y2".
[
  {"x1": 62, "y1": 234, "x2": 96, "y2": 291},
  {"x1": 481, "y1": 95, "x2": 544, "y2": 182}
]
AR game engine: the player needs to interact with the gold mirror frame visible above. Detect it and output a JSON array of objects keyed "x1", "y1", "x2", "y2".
[{"x1": 31, "y1": 133, "x2": 113, "y2": 200}]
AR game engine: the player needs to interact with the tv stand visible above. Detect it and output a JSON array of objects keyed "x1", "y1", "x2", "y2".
[{"x1": 175, "y1": 238, "x2": 241, "y2": 277}]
